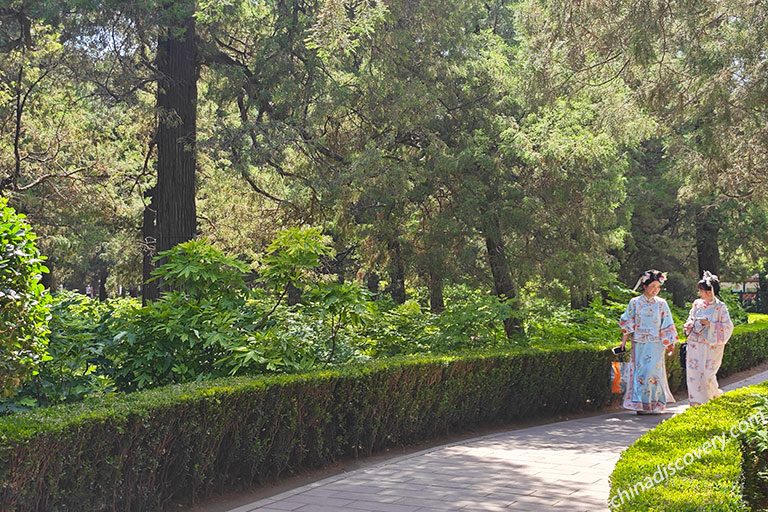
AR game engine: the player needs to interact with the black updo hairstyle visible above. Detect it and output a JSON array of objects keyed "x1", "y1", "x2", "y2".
[
  {"x1": 698, "y1": 271, "x2": 720, "y2": 296},
  {"x1": 633, "y1": 269, "x2": 667, "y2": 291}
]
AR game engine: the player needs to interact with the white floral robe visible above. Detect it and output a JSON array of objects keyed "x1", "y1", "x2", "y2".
[
  {"x1": 619, "y1": 295, "x2": 679, "y2": 412},
  {"x1": 684, "y1": 298, "x2": 734, "y2": 406}
]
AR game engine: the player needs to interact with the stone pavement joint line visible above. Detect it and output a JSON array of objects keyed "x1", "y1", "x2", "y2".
[{"x1": 230, "y1": 371, "x2": 768, "y2": 512}]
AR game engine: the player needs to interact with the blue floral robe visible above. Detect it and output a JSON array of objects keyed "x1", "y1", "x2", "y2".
[{"x1": 619, "y1": 295, "x2": 679, "y2": 412}]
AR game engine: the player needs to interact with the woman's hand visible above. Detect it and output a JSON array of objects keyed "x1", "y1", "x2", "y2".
[{"x1": 667, "y1": 345, "x2": 675, "y2": 356}]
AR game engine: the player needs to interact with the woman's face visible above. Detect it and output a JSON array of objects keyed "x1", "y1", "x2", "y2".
[
  {"x1": 698, "y1": 286, "x2": 714, "y2": 302},
  {"x1": 643, "y1": 281, "x2": 661, "y2": 297}
]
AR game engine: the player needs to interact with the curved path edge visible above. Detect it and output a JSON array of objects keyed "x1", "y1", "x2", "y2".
[{"x1": 199, "y1": 367, "x2": 768, "y2": 512}]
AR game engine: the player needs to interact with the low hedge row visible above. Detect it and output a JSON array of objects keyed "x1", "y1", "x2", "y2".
[
  {"x1": 608, "y1": 321, "x2": 768, "y2": 511},
  {"x1": 2, "y1": 322, "x2": 767, "y2": 511},
  {"x1": 0, "y1": 345, "x2": 613, "y2": 511},
  {"x1": 609, "y1": 383, "x2": 767, "y2": 511},
  {"x1": 741, "y1": 421, "x2": 768, "y2": 510}
]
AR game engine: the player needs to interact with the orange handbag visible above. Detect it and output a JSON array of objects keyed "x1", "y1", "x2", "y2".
[{"x1": 611, "y1": 361, "x2": 628, "y2": 394}]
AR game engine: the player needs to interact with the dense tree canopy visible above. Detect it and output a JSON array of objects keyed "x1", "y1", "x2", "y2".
[{"x1": 0, "y1": 0, "x2": 765, "y2": 324}]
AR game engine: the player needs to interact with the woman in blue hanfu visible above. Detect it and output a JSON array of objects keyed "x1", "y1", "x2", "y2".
[
  {"x1": 684, "y1": 271, "x2": 734, "y2": 406},
  {"x1": 618, "y1": 270, "x2": 679, "y2": 414}
]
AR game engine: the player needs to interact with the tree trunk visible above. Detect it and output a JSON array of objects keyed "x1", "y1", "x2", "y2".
[
  {"x1": 482, "y1": 212, "x2": 521, "y2": 336},
  {"x1": 286, "y1": 281, "x2": 303, "y2": 306},
  {"x1": 154, "y1": 6, "x2": 198, "y2": 265},
  {"x1": 40, "y1": 259, "x2": 53, "y2": 290},
  {"x1": 666, "y1": 273, "x2": 689, "y2": 309},
  {"x1": 429, "y1": 267, "x2": 445, "y2": 314},
  {"x1": 366, "y1": 271, "x2": 380, "y2": 299},
  {"x1": 570, "y1": 286, "x2": 592, "y2": 310},
  {"x1": 387, "y1": 240, "x2": 406, "y2": 304},
  {"x1": 758, "y1": 265, "x2": 768, "y2": 315},
  {"x1": 98, "y1": 268, "x2": 108, "y2": 301},
  {"x1": 696, "y1": 206, "x2": 721, "y2": 278},
  {"x1": 142, "y1": 187, "x2": 158, "y2": 305}
]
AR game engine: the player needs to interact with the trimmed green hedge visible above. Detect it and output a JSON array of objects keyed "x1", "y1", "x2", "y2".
[
  {"x1": 1, "y1": 323, "x2": 767, "y2": 511},
  {"x1": 0, "y1": 346, "x2": 612, "y2": 511},
  {"x1": 741, "y1": 422, "x2": 768, "y2": 510},
  {"x1": 609, "y1": 383, "x2": 766, "y2": 511},
  {"x1": 609, "y1": 322, "x2": 768, "y2": 511}
]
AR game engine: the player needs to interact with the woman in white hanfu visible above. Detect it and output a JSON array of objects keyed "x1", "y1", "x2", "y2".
[
  {"x1": 684, "y1": 271, "x2": 734, "y2": 406},
  {"x1": 619, "y1": 270, "x2": 679, "y2": 415}
]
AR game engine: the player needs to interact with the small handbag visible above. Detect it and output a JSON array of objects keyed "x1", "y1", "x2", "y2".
[
  {"x1": 610, "y1": 348, "x2": 628, "y2": 394},
  {"x1": 679, "y1": 342, "x2": 687, "y2": 369}
]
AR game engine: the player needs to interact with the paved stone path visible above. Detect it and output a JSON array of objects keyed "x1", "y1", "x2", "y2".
[{"x1": 230, "y1": 370, "x2": 768, "y2": 512}]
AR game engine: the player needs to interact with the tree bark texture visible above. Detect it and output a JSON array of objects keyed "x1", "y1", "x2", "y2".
[
  {"x1": 98, "y1": 268, "x2": 108, "y2": 301},
  {"x1": 482, "y1": 212, "x2": 521, "y2": 336},
  {"x1": 429, "y1": 267, "x2": 445, "y2": 314},
  {"x1": 388, "y1": 239, "x2": 406, "y2": 304},
  {"x1": 155, "y1": 10, "x2": 198, "y2": 259}
]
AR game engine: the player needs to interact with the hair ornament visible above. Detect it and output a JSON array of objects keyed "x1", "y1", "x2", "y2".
[
  {"x1": 632, "y1": 269, "x2": 667, "y2": 292},
  {"x1": 632, "y1": 273, "x2": 647, "y2": 292},
  {"x1": 701, "y1": 270, "x2": 718, "y2": 287}
]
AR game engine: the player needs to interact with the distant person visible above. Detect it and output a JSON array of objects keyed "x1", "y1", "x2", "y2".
[
  {"x1": 85, "y1": 284, "x2": 93, "y2": 298},
  {"x1": 618, "y1": 270, "x2": 678, "y2": 414},
  {"x1": 684, "y1": 271, "x2": 734, "y2": 406}
]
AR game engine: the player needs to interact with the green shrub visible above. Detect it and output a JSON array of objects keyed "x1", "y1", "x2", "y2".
[
  {"x1": 216, "y1": 300, "x2": 360, "y2": 376},
  {"x1": 0, "y1": 345, "x2": 613, "y2": 510},
  {"x1": 114, "y1": 231, "x2": 356, "y2": 390},
  {"x1": 740, "y1": 395, "x2": 768, "y2": 510},
  {"x1": 353, "y1": 284, "x2": 517, "y2": 357},
  {"x1": 608, "y1": 322, "x2": 768, "y2": 511},
  {"x1": 114, "y1": 239, "x2": 253, "y2": 390},
  {"x1": 718, "y1": 321, "x2": 768, "y2": 378},
  {"x1": 721, "y1": 291, "x2": 750, "y2": 326},
  {"x1": 9, "y1": 291, "x2": 139, "y2": 409},
  {"x1": 0, "y1": 198, "x2": 49, "y2": 397},
  {"x1": 609, "y1": 384, "x2": 766, "y2": 511},
  {"x1": 1, "y1": 321, "x2": 767, "y2": 510}
]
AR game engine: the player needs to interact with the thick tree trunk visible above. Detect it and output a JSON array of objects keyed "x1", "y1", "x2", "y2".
[
  {"x1": 387, "y1": 240, "x2": 406, "y2": 304},
  {"x1": 482, "y1": 212, "x2": 521, "y2": 337},
  {"x1": 142, "y1": 188, "x2": 158, "y2": 305},
  {"x1": 429, "y1": 266, "x2": 445, "y2": 314},
  {"x1": 696, "y1": 207, "x2": 721, "y2": 278},
  {"x1": 155, "y1": 8, "x2": 198, "y2": 262}
]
